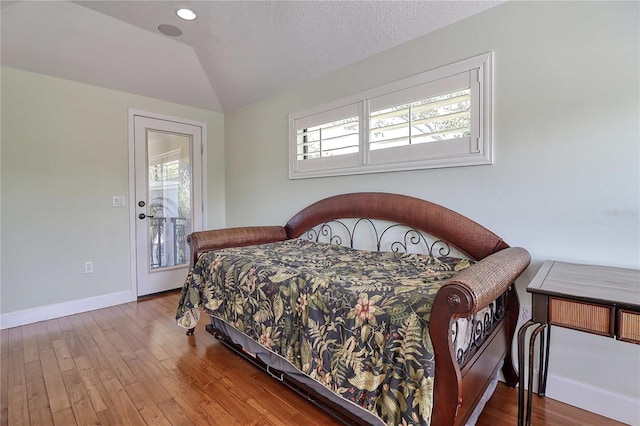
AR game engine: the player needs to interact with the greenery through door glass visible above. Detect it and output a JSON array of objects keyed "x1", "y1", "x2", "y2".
[{"x1": 147, "y1": 131, "x2": 192, "y2": 269}]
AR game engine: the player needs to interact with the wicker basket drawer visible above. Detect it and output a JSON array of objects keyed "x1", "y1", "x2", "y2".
[
  {"x1": 549, "y1": 297, "x2": 613, "y2": 336},
  {"x1": 618, "y1": 310, "x2": 640, "y2": 344}
]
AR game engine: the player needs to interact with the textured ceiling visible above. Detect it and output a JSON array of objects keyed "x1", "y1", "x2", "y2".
[{"x1": 1, "y1": 1, "x2": 502, "y2": 113}]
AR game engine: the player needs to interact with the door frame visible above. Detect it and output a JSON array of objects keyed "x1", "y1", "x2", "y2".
[{"x1": 127, "y1": 109, "x2": 208, "y2": 300}]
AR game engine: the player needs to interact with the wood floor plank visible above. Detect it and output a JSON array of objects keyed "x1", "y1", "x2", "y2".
[
  {"x1": 7, "y1": 327, "x2": 22, "y2": 351},
  {"x1": 72, "y1": 356, "x2": 110, "y2": 413},
  {"x1": 103, "y1": 305, "x2": 145, "y2": 352},
  {"x1": 66, "y1": 315, "x2": 116, "y2": 383},
  {"x1": 224, "y1": 372, "x2": 324, "y2": 424},
  {"x1": 172, "y1": 393, "x2": 231, "y2": 426},
  {"x1": 24, "y1": 360, "x2": 54, "y2": 426},
  {"x1": 89, "y1": 309, "x2": 138, "y2": 363},
  {"x1": 86, "y1": 308, "x2": 115, "y2": 334},
  {"x1": 123, "y1": 381, "x2": 171, "y2": 426},
  {"x1": 155, "y1": 397, "x2": 196, "y2": 426},
  {"x1": 56, "y1": 316, "x2": 74, "y2": 333},
  {"x1": 172, "y1": 372, "x2": 234, "y2": 425},
  {"x1": 0, "y1": 329, "x2": 9, "y2": 426},
  {"x1": 111, "y1": 304, "x2": 171, "y2": 362},
  {"x1": 127, "y1": 347, "x2": 170, "y2": 383},
  {"x1": 7, "y1": 384, "x2": 29, "y2": 426},
  {"x1": 39, "y1": 349, "x2": 71, "y2": 414},
  {"x1": 476, "y1": 382, "x2": 624, "y2": 426},
  {"x1": 123, "y1": 301, "x2": 183, "y2": 351},
  {"x1": 57, "y1": 317, "x2": 87, "y2": 360},
  {"x1": 203, "y1": 379, "x2": 272, "y2": 424},
  {"x1": 51, "y1": 407, "x2": 76, "y2": 426},
  {"x1": 77, "y1": 312, "x2": 138, "y2": 386},
  {"x1": 155, "y1": 357, "x2": 234, "y2": 426},
  {"x1": 127, "y1": 376, "x2": 172, "y2": 407},
  {"x1": 0, "y1": 328, "x2": 8, "y2": 354},
  {"x1": 120, "y1": 300, "x2": 155, "y2": 325},
  {"x1": 152, "y1": 372, "x2": 210, "y2": 424},
  {"x1": 6, "y1": 328, "x2": 29, "y2": 425},
  {"x1": 101, "y1": 377, "x2": 145, "y2": 426},
  {"x1": 94, "y1": 406, "x2": 121, "y2": 425},
  {"x1": 44, "y1": 319, "x2": 65, "y2": 343},
  {"x1": 2, "y1": 290, "x2": 626, "y2": 426},
  {"x1": 51, "y1": 338, "x2": 75, "y2": 373},
  {"x1": 62, "y1": 367, "x2": 100, "y2": 426},
  {"x1": 35, "y1": 321, "x2": 54, "y2": 353},
  {"x1": 103, "y1": 329, "x2": 138, "y2": 363},
  {"x1": 21, "y1": 323, "x2": 41, "y2": 364}
]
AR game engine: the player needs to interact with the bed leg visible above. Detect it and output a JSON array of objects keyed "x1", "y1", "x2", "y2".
[{"x1": 186, "y1": 327, "x2": 195, "y2": 336}]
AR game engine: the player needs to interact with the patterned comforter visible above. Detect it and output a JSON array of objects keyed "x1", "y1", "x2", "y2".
[{"x1": 176, "y1": 239, "x2": 473, "y2": 425}]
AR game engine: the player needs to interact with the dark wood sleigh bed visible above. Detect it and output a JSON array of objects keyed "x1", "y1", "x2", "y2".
[{"x1": 176, "y1": 192, "x2": 530, "y2": 425}]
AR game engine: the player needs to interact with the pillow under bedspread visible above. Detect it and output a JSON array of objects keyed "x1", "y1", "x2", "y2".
[{"x1": 176, "y1": 239, "x2": 474, "y2": 425}]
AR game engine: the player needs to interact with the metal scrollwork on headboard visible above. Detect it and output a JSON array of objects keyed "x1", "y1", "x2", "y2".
[
  {"x1": 379, "y1": 224, "x2": 451, "y2": 257},
  {"x1": 302, "y1": 218, "x2": 455, "y2": 257},
  {"x1": 305, "y1": 221, "x2": 350, "y2": 247},
  {"x1": 452, "y1": 292, "x2": 508, "y2": 366}
]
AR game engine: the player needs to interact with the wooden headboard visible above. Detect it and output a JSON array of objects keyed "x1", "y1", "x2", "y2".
[{"x1": 285, "y1": 192, "x2": 509, "y2": 260}]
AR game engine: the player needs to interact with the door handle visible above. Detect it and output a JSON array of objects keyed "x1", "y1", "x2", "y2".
[{"x1": 138, "y1": 213, "x2": 155, "y2": 219}]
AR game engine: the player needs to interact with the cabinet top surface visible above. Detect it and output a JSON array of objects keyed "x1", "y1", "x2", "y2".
[{"x1": 527, "y1": 261, "x2": 640, "y2": 308}]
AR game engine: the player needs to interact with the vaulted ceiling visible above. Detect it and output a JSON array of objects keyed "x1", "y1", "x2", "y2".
[{"x1": 1, "y1": 1, "x2": 502, "y2": 113}]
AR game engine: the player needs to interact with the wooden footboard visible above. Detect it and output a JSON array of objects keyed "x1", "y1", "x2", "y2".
[
  {"x1": 430, "y1": 247, "x2": 530, "y2": 425},
  {"x1": 184, "y1": 192, "x2": 531, "y2": 425}
]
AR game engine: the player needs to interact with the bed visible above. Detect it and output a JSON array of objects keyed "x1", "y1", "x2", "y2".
[{"x1": 176, "y1": 192, "x2": 530, "y2": 425}]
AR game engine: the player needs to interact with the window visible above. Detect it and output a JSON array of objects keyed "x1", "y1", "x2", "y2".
[{"x1": 289, "y1": 53, "x2": 493, "y2": 179}]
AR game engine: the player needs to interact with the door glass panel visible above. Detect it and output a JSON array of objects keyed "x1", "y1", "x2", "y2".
[{"x1": 147, "y1": 130, "x2": 192, "y2": 270}]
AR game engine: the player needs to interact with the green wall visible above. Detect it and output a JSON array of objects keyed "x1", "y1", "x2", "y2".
[
  {"x1": 1, "y1": 67, "x2": 225, "y2": 313},
  {"x1": 223, "y1": 1, "x2": 640, "y2": 419}
]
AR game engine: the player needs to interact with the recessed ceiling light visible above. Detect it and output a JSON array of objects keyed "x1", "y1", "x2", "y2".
[
  {"x1": 176, "y1": 8, "x2": 196, "y2": 21},
  {"x1": 158, "y1": 24, "x2": 183, "y2": 37}
]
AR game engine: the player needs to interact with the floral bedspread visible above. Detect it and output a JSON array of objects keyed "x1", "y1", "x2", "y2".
[{"x1": 176, "y1": 239, "x2": 473, "y2": 425}]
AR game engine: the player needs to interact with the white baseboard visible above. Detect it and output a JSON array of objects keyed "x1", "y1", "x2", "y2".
[
  {"x1": 546, "y1": 373, "x2": 640, "y2": 426},
  {"x1": 0, "y1": 290, "x2": 134, "y2": 330}
]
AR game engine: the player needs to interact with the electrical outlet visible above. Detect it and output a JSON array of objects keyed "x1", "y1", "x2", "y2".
[
  {"x1": 520, "y1": 306, "x2": 531, "y2": 321},
  {"x1": 84, "y1": 261, "x2": 93, "y2": 274}
]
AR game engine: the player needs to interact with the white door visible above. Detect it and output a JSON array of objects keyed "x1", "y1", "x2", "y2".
[{"x1": 133, "y1": 115, "x2": 203, "y2": 296}]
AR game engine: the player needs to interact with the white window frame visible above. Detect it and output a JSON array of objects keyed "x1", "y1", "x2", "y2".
[{"x1": 289, "y1": 52, "x2": 493, "y2": 179}]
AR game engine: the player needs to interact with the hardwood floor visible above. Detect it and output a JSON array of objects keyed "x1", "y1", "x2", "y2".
[{"x1": 0, "y1": 290, "x2": 625, "y2": 426}]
